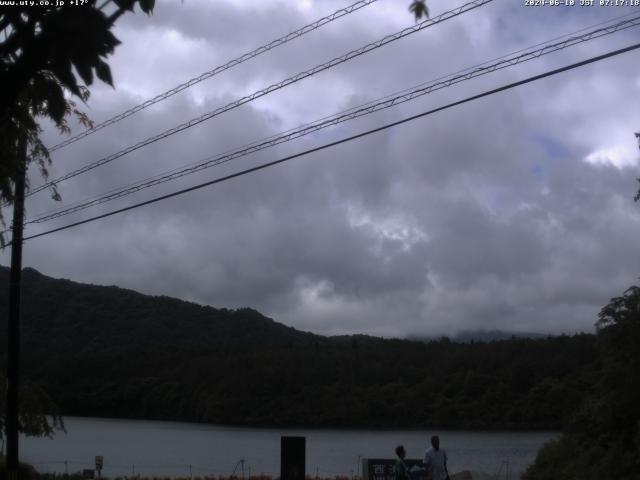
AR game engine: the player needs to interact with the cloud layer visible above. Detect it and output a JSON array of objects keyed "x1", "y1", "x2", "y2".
[{"x1": 3, "y1": 0, "x2": 640, "y2": 337}]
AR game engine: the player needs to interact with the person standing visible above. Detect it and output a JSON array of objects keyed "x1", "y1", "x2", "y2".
[
  {"x1": 393, "y1": 445, "x2": 410, "y2": 480},
  {"x1": 423, "y1": 435, "x2": 449, "y2": 480}
]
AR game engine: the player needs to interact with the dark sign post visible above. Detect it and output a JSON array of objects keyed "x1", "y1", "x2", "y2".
[
  {"x1": 281, "y1": 436, "x2": 305, "y2": 480},
  {"x1": 362, "y1": 459, "x2": 427, "y2": 480}
]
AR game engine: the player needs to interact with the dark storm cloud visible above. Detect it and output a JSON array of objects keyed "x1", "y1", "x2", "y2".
[{"x1": 3, "y1": 0, "x2": 640, "y2": 338}]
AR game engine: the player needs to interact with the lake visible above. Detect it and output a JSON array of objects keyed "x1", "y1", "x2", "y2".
[{"x1": 20, "y1": 417, "x2": 557, "y2": 479}]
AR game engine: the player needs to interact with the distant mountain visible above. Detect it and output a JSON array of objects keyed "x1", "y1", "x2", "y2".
[
  {"x1": 0, "y1": 266, "x2": 600, "y2": 429},
  {"x1": 452, "y1": 330, "x2": 554, "y2": 343},
  {"x1": 408, "y1": 330, "x2": 554, "y2": 343}
]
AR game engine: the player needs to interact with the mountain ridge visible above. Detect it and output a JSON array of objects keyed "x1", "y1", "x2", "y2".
[
  {"x1": 0, "y1": 265, "x2": 599, "y2": 430},
  {"x1": 0, "y1": 265, "x2": 319, "y2": 352},
  {"x1": 6, "y1": 266, "x2": 561, "y2": 342}
]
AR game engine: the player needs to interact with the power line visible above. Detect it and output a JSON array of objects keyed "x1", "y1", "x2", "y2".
[
  {"x1": 46, "y1": 0, "x2": 381, "y2": 153},
  {"x1": 20, "y1": 42, "x2": 640, "y2": 243},
  {"x1": 27, "y1": 0, "x2": 494, "y2": 198},
  {"x1": 22, "y1": 13, "x2": 640, "y2": 226},
  {"x1": 33, "y1": 7, "x2": 639, "y2": 224}
]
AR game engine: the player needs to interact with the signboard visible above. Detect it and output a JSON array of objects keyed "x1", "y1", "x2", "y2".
[
  {"x1": 362, "y1": 459, "x2": 427, "y2": 480},
  {"x1": 95, "y1": 456, "x2": 104, "y2": 471},
  {"x1": 281, "y1": 436, "x2": 305, "y2": 480}
]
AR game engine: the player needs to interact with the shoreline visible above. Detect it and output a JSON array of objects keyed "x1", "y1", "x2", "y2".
[
  {"x1": 22, "y1": 417, "x2": 552, "y2": 480},
  {"x1": 13, "y1": 465, "x2": 525, "y2": 480},
  {"x1": 56, "y1": 415, "x2": 561, "y2": 434}
]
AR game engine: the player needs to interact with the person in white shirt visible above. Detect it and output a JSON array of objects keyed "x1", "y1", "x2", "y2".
[{"x1": 423, "y1": 435, "x2": 449, "y2": 480}]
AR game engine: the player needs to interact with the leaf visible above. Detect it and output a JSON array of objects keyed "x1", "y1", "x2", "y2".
[
  {"x1": 102, "y1": 30, "x2": 122, "y2": 54},
  {"x1": 50, "y1": 59, "x2": 82, "y2": 98},
  {"x1": 408, "y1": 1, "x2": 429, "y2": 22},
  {"x1": 50, "y1": 185, "x2": 61, "y2": 202},
  {"x1": 95, "y1": 59, "x2": 113, "y2": 86},
  {"x1": 29, "y1": 74, "x2": 58, "y2": 118},
  {"x1": 138, "y1": 0, "x2": 155, "y2": 14},
  {"x1": 74, "y1": 59, "x2": 94, "y2": 86},
  {"x1": 45, "y1": 82, "x2": 67, "y2": 124},
  {"x1": 72, "y1": 109, "x2": 95, "y2": 129},
  {"x1": 113, "y1": 0, "x2": 136, "y2": 11}
]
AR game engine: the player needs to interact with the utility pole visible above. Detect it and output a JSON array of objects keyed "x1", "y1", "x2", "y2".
[{"x1": 6, "y1": 139, "x2": 26, "y2": 480}]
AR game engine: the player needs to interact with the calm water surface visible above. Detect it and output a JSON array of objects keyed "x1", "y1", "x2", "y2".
[{"x1": 21, "y1": 417, "x2": 557, "y2": 478}]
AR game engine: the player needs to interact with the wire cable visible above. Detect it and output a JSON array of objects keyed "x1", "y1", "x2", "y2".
[
  {"x1": 46, "y1": 0, "x2": 381, "y2": 153},
  {"x1": 19, "y1": 42, "x2": 640, "y2": 243},
  {"x1": 22, "y1": 14, "x2": 640, "y2": 226},
  {"x1": 27, "y1": 0, "x2": 495, "y2": 198},
  {"x1": 32, "y1": 7, "x2": 640, "y2": 219}
]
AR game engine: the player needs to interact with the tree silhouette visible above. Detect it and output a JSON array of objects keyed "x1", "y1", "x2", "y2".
[
  {"x1": 0, "y1": 374, "x2": 64, "y2": 438},
  {"x1": 0, "y1": 0, "x2": 155, "y2": 227},
  {"x1": 0, "y1": 0, "x2": 155, "y2": 436},
  {"x1": 408, "y1": 1, "x2": 429, "y2": 22},
  {"x1": 525, "y1": 285, "x2": 640, "y2": 479}
]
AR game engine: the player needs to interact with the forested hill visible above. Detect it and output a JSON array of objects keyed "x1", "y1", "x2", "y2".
[
  {"x1": 0, "y1": 266, "x2": 318, "y2": 351},
  {"x1": 0, "y1": 266, "x2": 600, "y2": 430}
]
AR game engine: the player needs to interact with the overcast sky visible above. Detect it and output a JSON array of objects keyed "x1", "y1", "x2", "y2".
[{"x1": 2, "y1": 0, "x2": 640, "y2": 338}]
